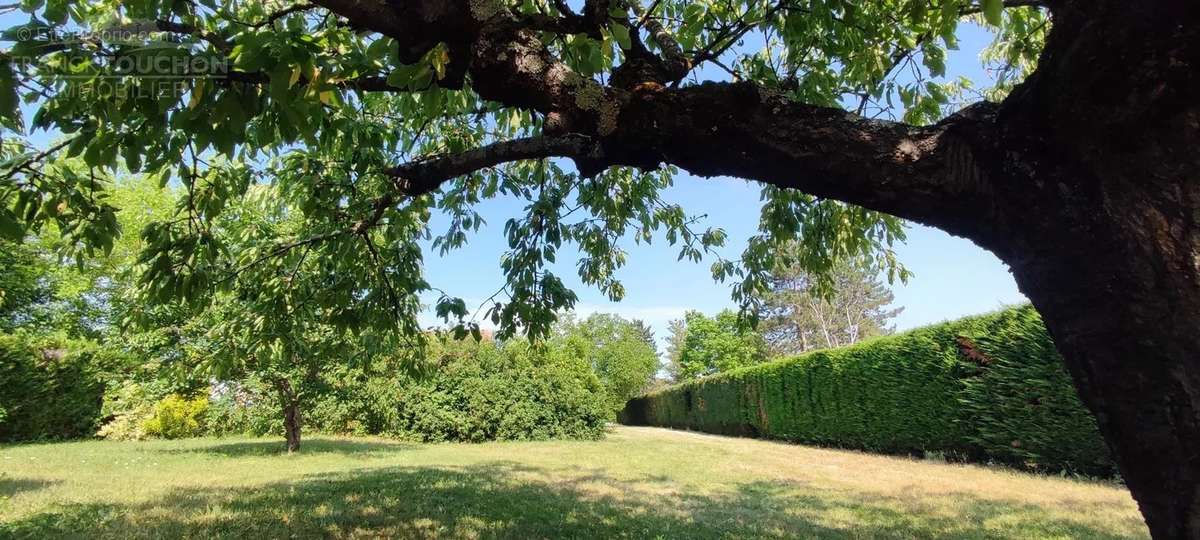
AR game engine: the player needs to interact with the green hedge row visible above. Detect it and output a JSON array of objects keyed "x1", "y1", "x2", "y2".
[
  {"x1": 0, "y1": 334, "x2": 115, "y2": 441},
  {"x1": 621, "y1": 305, "x2": 1115, "y2": 475}
]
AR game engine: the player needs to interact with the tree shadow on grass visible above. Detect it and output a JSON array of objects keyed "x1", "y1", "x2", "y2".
[
  {"x1": 0, "y1": 461, "x2": 1145, "y2": 539},
  {"x1": 161, "y1": 437, "x2": 418, "y2": 458},
  {"x1": 0, "y1": 477, "x2": 58, "y2": 498}
]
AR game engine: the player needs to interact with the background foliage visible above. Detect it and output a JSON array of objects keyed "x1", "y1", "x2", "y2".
[
  {"x1": 23, "y1": 334, "x2": 612, "y2": 445},
  {"x1": 0, "y1": 176, "x2": 631, "y2": 446},
  {"x1": 621, "y1": 305, "x2": 1114, "y2": 476},
  {"x1": 759, "y1": 258, "x2": 901, "y2": 355},
  {"x1": 550, "y1": 313, "x2": 659, "y2": 414},
  {"x1": 670, "y1": 310, "x2": 768, "y2": 381},
  {"x1": 177, "y1": 337, "x2": 609, "y2": 443}
]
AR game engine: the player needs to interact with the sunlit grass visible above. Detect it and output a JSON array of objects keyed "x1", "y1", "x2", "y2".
[{"x1": 0, "y1": 426, "x2": 1147, "y2": 539}]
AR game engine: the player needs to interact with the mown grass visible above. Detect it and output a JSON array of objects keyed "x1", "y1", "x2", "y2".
[{"x1": 0, "y1": 426, "x2": 1148, "y2": 539}]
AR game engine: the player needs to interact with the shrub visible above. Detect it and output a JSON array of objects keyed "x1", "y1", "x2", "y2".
[
  {"x1": 621, "y1": 305, "x2": 1115, "y2": 476},
  {"x1": 341, "y1": 339, "x2": 609, "y2": 442},
  {"x1": 0, "y1": 333, "x2": 114, "y2": 441},
  {"x1": 203, "y1": 378, "x2": 285, "y2": 437},
  {"x1": 142, "y1": 394, "x2": 209, "y2": 439},
  {"x1": 97, "y1": 371, "x2": 217, "y2": 440},
  {"x1": 202, "y1": 338, "x2": 610, "y2": 443},
  {"x1": 95, "y1": 381, "x2": 155, "y2": 441}
]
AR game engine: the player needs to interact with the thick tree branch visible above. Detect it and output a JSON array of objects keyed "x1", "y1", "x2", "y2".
[
  {"x1": 313, "y1": 0, "x2": 1004, "y2": 237},
  {"x1": 521, "y1": 0, "x2": 611, "y2": 38},
  {"x1": 385, "y1": 135, "x2": 603, "y2": 197},
  {"x1": 376, "y1": 81, "x2": 1001, "y2": 241},
  {"x1": 627, "y1": 0, "x2": 690, "y2": 81},
  {"x1": 613, "y1": 83, "x2": 1002, "y2": 235},
  {"x1": 313, "y1": 0, "x2": 586, "y2": 114}
]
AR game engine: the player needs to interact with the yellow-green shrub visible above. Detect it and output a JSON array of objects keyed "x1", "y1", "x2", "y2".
[
  {"x1": 142, "y1": 394, "x2": 209, "y2": 439},
  {"x1": 95, "y1": 381, "x2": 154, "y2": 441}
]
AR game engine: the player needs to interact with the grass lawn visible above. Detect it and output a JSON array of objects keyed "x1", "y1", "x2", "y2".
[{"x1": 0, "y1": 426, "x2": 1147, "y2": 539}]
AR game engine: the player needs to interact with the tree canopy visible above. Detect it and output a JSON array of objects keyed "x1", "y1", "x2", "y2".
[
  {"x1": 0, "y1": 0, "x2": 1048, "y2": 346},
  {"x1": 759, "y1": 258, "x2": 902, "y2": 355},
  {"x1": 552, "y1": 312, "x2": 658, "y2": 413},
  {"x1": 672, "y1": 309, "x2": 766, "y2": 381}
]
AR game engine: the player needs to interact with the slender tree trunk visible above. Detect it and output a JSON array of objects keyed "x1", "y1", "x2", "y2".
[
  {"x1": 283, "y1": 401, "x2": 301, "y2": 453},
  {"x1": 844, "y1": 305, "x2": 858, "y2": 345},
  {"x1": 811, "y1": 299, "x2": 836, "y2": 349},
  {"x1": 273, "y1": 378, "x2": 302, "y2": 453}
]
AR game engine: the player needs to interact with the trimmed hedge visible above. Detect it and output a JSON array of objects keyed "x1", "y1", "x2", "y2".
[
  {"x1": 0, "y1": 334, "x2": 114, "y2": 441},
  {"x1": 620, "y1": 305, "x2": 1115, "y2": 475}
]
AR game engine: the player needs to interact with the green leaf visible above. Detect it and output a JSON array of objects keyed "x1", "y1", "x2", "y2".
[
  {"x1": 0, "y1": 208, "x2": 24, "y2": 241},
  {"x1": 609, "y1": 25, "x2": 632, "y2": 51},
  {"x1": 385, "y1": 68, "x2": 409, "y2": 89},
  {"x1": 43, "y1": 0, "x2": 68, "y2": 24},
  {"x1": 0, "y1": 61, "x2": 20, "y2": 127},
  {"x1": 270, "y1": 62, "x2": 293, "y2": 104},
  {"x1": 981, "y1": 0, "x2": 1004, "y2": 27}
]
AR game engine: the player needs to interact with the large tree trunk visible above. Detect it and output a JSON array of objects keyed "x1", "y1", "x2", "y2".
[
  {"x1": 1010, "y1": 208, "x2": 1200, "y2": 539},
  {"x1": 976, "y1": 3, "x2": 1200, "y2": 537},
  {"x1": 991, "y1": 139, "x2": 1200, "y2": 537}
]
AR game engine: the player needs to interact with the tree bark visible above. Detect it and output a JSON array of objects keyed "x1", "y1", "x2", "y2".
[
  {"x1": 1009, "y1": 204, "x2": 1200, "y2": 540},
  {"x1": 283, "y1": 401, "x2": 301, "y2": 454},
  {"x1": 305, "y1": 0, "x2": 1199, "y2": 536},
  {"x1": 967, "y1": 3, "x2": 1200, "y2": 537},
  {"x1": 273, "y1": 378, "x2": 302, "y2": 453}
]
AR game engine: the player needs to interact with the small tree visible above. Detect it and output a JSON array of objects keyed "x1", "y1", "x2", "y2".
[
  {"x1": 159, "y1": 185, "x2": 424, "y2": 452},
  {"x1": 675, "y1": 310, "x2": 766, "y2": 381},
  {"x1": 759, "y1": 260, "x2": 903, "y2": 355},
  {"x1": 195, "y1": 300, "x2": 355, "y2": 452},
  {"x1": 663, "y1": 318, "x2": 688, "y2": 384},
  {"x1": 554, "y1": 313, "x2": 658, "y2": 415}
]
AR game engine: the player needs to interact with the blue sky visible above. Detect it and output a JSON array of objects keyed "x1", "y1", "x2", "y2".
[{"x1": 417, "y1": 174, "x2": 1027, "y2": 349}]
